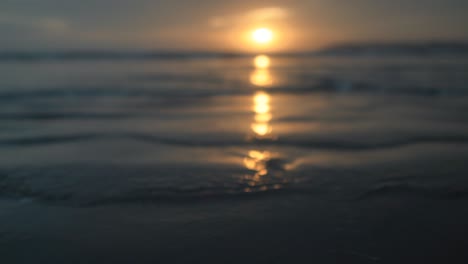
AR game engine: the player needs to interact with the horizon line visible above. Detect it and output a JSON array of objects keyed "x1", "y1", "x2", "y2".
[{"x1": 1, "y1": 39, "x2": 468, "y2": 53}]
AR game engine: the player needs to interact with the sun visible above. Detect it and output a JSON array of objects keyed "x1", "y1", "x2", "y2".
[{"x1": 252, "y1": 28, "x2": 273, "y2": 44}]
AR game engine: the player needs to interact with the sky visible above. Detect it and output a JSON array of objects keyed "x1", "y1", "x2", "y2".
[{"x1": 0, "y1": 0, "x2": 467, "y2": 52}]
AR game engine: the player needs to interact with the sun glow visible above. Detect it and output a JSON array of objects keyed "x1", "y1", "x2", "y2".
[
  {"x1": 252, "y1": 28, "x2": 273, "y2": 44},
  {"x1": 250, "y1": 70, "x2": 273, "y2": 87},
  {"x1": 254, "y1": 55, "x2": 270, "y2": 68}
]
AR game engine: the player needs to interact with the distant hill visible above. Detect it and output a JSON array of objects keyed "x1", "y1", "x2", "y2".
[{"x1": 317, "y1": 41, "x2": 468, "y2": 56}]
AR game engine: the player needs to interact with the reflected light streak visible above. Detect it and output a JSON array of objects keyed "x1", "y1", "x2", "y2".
[
  {"x1": 255, "y1": 112, "x2": 272, "y2": 123},
  {"x1": 243, "y1": 150, "x2": 271, "y2": 177},
  {"x1": 250, "y1": 69, "x2": 273, "y2": 87},
  {"x1": 250, "y1": 55, "x2": 273, "y2": 87},
  {"x1": 249, "y1": 150, "x2": 270, "y2": 160},
  {"x1": 251, "y1": 123, "x2": 272, "y2": 136},
  {"x1": 242, "y1": 53, "x2": 286, "y2": 193},
  {"x1": 254, "y1": 55, "x2": 270, "y2": 69},
  {"x1": 242, "y1": 148, "x2": 287, "y2": 192},
  {"x1": 254, "y1": 91, "x2": 270, "y2": 104},
  {"x1": 252, "y1": 91, "x2": 273, "y2": 137},
  {"x1": 254, "y1": 103, "x2": 270, "y2": 114}
]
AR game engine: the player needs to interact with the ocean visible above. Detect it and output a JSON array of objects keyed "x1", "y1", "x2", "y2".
[{"x1": 1, "y1": 52, "x2": 468, "y2": 263}]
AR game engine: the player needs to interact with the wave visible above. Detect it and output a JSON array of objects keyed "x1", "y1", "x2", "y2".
[
  {"x1": 0, "y1": 134, "x2": 104, "y2": 146},
  {"x1": 1, "y1": 163, "x2": 467, "y2": 207},
  {"x1": 358, "y1": 183, "x2": 468, "y2": 200},
  {"x1": 130, "y1": 133, "x2": 468, "y2": 150},
  {"x1": 0, "y1": 79, "x2": 466, "y2": 104},
  {"x1": 2, "y1": 132, "x2": 468, "y2": 150},
  {"x1": 0, "y1": 112, "x2": 131, "y2": 121},
  {"x1": 0, "y1": 162, "x2": 296, "y2": 207}
]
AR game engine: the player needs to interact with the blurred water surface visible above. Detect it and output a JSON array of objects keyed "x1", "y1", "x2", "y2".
[{"x1": 0, "y1": 53, "x2": 468, "y2": 205}]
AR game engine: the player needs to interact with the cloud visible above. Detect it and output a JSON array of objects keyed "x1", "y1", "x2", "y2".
[{"x1": 210, "y1": 7, "x2": 290, "y2": 29}]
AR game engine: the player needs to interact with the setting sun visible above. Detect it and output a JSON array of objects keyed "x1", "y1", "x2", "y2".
[{"x1": 252, "y1": 28, "x2": 273, "y2": 44}]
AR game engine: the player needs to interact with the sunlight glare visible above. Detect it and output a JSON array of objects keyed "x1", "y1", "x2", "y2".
[
  {"x1": 251, "y1": 123, "x2": 272, "y2": 136},
  {"x1": 254, "y1": 91, "x2": 270, "y2": 104},
  {"x1": 252, "y1": 28, "x2": 273, "y2": 44},
  {"x1": 255, "y1": 113, "x2": 272, "y2": 123},
  {"x1": 254, "y1": 103, "x2": 270, "y2": 114},
  {"x1": 250, "y1": 69, "x2": 273, "y2": 87},
  {"x1": 254, "y1": 55, "x2": 270, "y2": 68}
]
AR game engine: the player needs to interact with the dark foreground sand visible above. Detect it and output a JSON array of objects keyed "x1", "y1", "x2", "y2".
[{"x1": 1, "y1": 192, "x2": 468, "y2": 264}]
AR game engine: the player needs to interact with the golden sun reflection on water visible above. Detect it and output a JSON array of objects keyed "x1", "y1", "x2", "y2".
[
  {"x1": 250, "y1": 56, "x2": 274, "y2": 139},
  {"x1": 250, "y1": 55, "x2": 273, "y2": 87},
  {"x1": 241, "y1": 54, "x2": 289, "y2": 193},
  {"x1": 254, "y1": 91, "x2": 270, "y2": 104},
  {"x1": 252, "y1": 91, "x2": 272, "y2": 137},
  {"x1": 251, "y1": 123, "x2": 271, "y2": 137},
  {"x1": 254, "y1": 55, "x2": 270, "y2": 68},
  {"x1": 250, "y1": 69, "x2": 273, "y2": 87},
  {"x1": 242, "y1": 150, "x2": 287, "y2": 193},
  {"x1": 244, "y1": 150, "x2": 270, "y2": 173},
  {"x1": 255, "y1": 112, "x2": 272, "y2": 123}
]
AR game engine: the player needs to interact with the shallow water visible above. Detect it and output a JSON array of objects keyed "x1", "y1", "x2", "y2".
[{"x1": 1, "y1": 54, "x2": 468, "y2": 263}]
